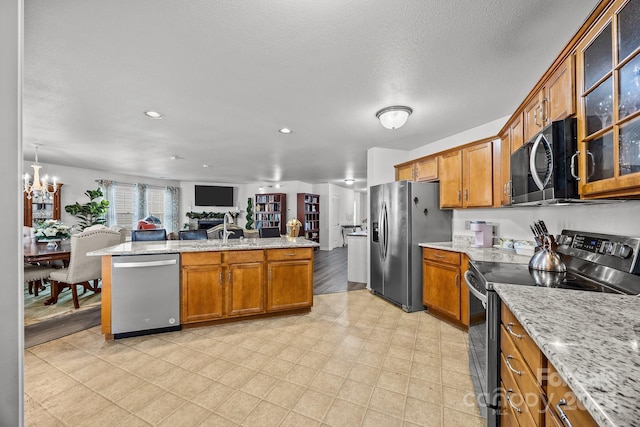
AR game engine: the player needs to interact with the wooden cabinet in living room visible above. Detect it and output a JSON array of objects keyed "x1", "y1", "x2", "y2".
[
  {"x1": 440, "y1": 140, "x2": 493, "y2": 208},
  {"x1": 266, "y1": 248, "x2": 313, "y2": 312},
  {"x1": 297, "y1": 193, "x2": 320, "y2": 243},
  {"x1": 255, "y1": 193, "x2": 287, "y2": 235},
  {"x1": 422, "y1": 248, "x2": 470, "y2": 328}
]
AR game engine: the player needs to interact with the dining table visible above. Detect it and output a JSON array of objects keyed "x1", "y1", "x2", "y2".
[{"x1": 24, "y1": 242, "x2": 71, "y2": 306}]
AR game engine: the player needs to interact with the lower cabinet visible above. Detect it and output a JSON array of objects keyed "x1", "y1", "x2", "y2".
[
  {"x1": 500, "y1": 303, "x2": 598, "y2": 427},
  {"x1": 422, "y1": 248, "x2": 470, "y2": 328},
  {"x1": 182, "y1": 248, "x2": 313, "y2": 325},
  {"x1": 267, "y1": 248, "x2": 314, "y2": 312}
]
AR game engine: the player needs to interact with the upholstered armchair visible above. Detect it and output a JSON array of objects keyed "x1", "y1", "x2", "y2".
[{"x1": 48, "y1": 229, "x2": 121, "y2": 309}]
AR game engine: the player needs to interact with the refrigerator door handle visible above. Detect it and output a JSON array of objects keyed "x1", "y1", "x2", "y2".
[{"x1": 382, "y1": 201, "x2": 389, "y2": 260}]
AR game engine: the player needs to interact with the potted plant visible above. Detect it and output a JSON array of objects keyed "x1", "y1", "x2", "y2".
[
  {"x1": 64, "y1": 188, "x2": 109, "y2": 231},
  {"x1": 245, "y1": 197, "x2": 254, "y2": 230}
]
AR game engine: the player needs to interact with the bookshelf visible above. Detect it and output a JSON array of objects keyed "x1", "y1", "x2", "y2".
[
  {"x1": 297, "y1": 193, "x2": 320, "y2": 243},
  {"x1": 254, "y1": 193, "x2": 286, "y2": 235}
]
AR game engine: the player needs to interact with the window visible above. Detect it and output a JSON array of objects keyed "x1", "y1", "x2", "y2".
[
  {"x1": 114, "y1": 184, "x2": 134, "y2": 231},
  {"x1": 146, "y1": 187, "x2": 165, "y2": 225}
]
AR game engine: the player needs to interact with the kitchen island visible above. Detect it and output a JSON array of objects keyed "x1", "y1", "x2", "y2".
[
  {"x1": 494, "y1": 284, "x2": 640, "y2": 427},
  {"x1": 89, "y1": 237, "x2": 319, "y2": 339}
]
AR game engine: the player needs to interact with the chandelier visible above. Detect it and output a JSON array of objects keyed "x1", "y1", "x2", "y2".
[{"x1": 24, "y1": 146, "x2": 58, "y2": 200}]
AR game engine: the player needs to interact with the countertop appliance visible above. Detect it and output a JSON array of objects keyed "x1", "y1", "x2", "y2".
[
  {"x1": 111, "y1": 253, "x2": 181, "y2": 338},
  {"x1": 370, "y1": 181, "x2": 452, "y2": 312},
  {"x1": 464, "y1": 229, "x2": 640, "y2": 426},
  {"x1": 471, "y1": 221, "x2": 493, "y2": 248},
  {"x1": 510, "y1": 117, "x2": 579, "y2": 206}
]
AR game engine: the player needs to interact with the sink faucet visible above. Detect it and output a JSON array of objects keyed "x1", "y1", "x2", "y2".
[{"x1": 222, "y1": 212, "x2": 235, "y2": 244}]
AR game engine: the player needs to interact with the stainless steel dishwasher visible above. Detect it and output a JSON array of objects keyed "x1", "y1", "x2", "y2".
[{"x1": 111, "y1": 253, "x2": 180, "y2": 338}]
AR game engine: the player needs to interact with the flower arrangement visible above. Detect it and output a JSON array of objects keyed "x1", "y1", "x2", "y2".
[{"x1": 34, "y1": 219, "x2": 71, "y2": 241}]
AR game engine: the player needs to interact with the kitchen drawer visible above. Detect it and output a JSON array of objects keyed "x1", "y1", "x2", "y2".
[
  {"x1": 226, "y1": 250, "x2": 264, "y2": 264},
  {"x1": 500, "y1": 381, "x2": 521, "y2": 427},
  {"x1": 423, "y1": 248, "x2": 461, "y2": 265},
  {"x1": 502, "y1": 304, "x2": 545, "y2": 384},
  {"x1": 546, "y1": 363, "x2": 598, "y2": 427},
  {"x1": 545, "y1": 409, "x2": 564, "y2": 427},
  {"x1": 267, "y1": 248, "x2": 313, "y2": 261},
  {"x1": 182, "y1": 251, "x2": 222, "y2": 266},
  {"x1": 501, "y1": 327, "x2": 544, "y2": 425},
  {"x1": 501, "y1": 354, "x2": 538, "y2": 427}
]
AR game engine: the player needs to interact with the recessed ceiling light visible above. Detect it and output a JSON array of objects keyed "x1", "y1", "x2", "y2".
[
  {"x1": 345, "y1": 179, "x2": 355, "y2": 185},
  {"x1": 279, "y1": 128, "x2": 292, "y2": 134},
  {"x1": 170, "y1": 155, "x2": 183, "y2": 160},
  {"x1": 144, "y1": 111, "x2": 164, "y2": 119},
  {"x1": 202, "y1": 164, "x2": 210, "y2": 168}
]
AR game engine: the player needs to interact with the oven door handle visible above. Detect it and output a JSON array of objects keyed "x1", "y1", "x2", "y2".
[{"x1": 464, "y1": 270, "x2": 487, "y2": 308}]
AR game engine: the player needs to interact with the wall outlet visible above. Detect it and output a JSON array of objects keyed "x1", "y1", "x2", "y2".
[{"x1": 465, "y1": 220, "x2": 471, "y2": 230}]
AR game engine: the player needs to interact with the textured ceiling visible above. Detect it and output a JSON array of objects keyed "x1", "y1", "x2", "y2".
[{"x1": 23, "y1": 0, "x2": 601, "y2": 190}]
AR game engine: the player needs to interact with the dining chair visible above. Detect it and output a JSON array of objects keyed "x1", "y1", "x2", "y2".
[
  {"x1": 24, "y1": 263, "x2": 55, "y2": 297},
  {"x1": 179, "y1": 229, "x2": 208, "y2": 240},
  {"x1": 48, "y1": 229, "x2": 121, "y2": 309},
  {"x1": 259, "y1": 227, "x2": 281, "y2": 238},
  {"x1": 131, "y1": 229, "x2": 167, "y2": 241},
  {"x1": 108, "y1": 225, "x2": 128, "y2": 243}
]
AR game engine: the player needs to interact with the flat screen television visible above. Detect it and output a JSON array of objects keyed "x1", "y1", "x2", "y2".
[{"x1": 195, "y1": 185, "x2": 234, "y2": 206}]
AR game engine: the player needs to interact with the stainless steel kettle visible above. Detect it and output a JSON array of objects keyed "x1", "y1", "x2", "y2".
[{"x1": 529, "y1": 236, "x2": 566, "y2": 286}]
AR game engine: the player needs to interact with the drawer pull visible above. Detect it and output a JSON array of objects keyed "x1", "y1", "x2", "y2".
[
  {"x1": 505, "y1": 389, "x2": 522, "y2": 413},
  {"x1": 435, "y1": 254, "x2": 446, "y2": 258},
  {"x1": 284, "y1": 253, "x2": 297, "y2": 257},
  {"x1": 506, "y1": 322, "x2": 523, "y2": 339},
  {"x1": 556, "y1": 399, "x2": 574, "y2": 427},
  {"x1": 505, "y1": 355, "x2": 521, "y2": 376}
]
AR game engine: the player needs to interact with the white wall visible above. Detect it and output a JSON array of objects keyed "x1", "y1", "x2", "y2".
[{"x1": 25, "y1": 161, "x2": 180, "y2": 229}]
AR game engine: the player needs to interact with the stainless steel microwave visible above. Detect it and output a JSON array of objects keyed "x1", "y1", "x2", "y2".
[{"x1": 510, "y1": 117, "x2": 579, "y2": 205}]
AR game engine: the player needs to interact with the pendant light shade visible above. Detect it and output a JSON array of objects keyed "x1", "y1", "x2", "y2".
[{"x1": 376, "y1": 106, "x2": 413, "y2": 129}]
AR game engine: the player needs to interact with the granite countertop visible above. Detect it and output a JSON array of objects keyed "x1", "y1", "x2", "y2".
[
  {"x1": 418, "y1": 241, "x2": 532, "y2": 264},
  {"x1": 88, "y1": 236, "x2": 320, "y2": 256},
  {"x1": 494, "y1": 284, "x2": 640, "y2": 427}
]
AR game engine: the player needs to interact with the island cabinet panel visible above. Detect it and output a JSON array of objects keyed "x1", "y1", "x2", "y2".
[
  {"x1": 225, "y1": 251, "x2": 265, "y2": 317},
  {"x1": 546, "y1": 363, "x2": 598, "y2": 427},
  {"x1": 181, "y1": 263, "x2": 224, "y2": 323},
  {"x1": 266, "y1": 248, "x2": 314, "y2": 312}
]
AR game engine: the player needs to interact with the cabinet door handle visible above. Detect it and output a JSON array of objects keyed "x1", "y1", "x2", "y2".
[
  {"x1": 457, "y1": 190, "x2": 461, "y2": 201},
  {"x1": 218, "y1": 271, "x2": 222, "y2": 284},
  {"x1": 269, "y1": 268, "x2": 272, "y2": 281},
  {"x1": 556, "y1": 399, "x2": 575, "y2": 427},
  {"x1": 464, "y1": 189, "x2": 469, "y2": 202},
  {"x1": 541, "y1": 98, "x2": 548, "y2": 123},
  {"x1": 228, "y1": 271, "x2": 232, "y2": 285},
  {"x1": 505, "y1": 355, "x2": 521, "y2": 376},
  {"x1": 454, "y1": 274, "x2": 459, "y2": 288},
  {"x1": 505, "y1": 389, "x2": 522, "y2": 413},
  {"x1": 506, "y1": 322, "x2": 523, "y2": 339}
]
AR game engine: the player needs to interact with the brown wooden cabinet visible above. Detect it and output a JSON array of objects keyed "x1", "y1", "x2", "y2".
[
  {"x1": 510, "y1": 113, "x2": 525, "y2": 153},
  {"x1": 439, "y1": 141, "x2": 493, "y2": 208},
  {"x1": 395, "y1": 156, "x2": 438, "y2": 182},
  {"x1": 226, "y1": 251, "x2": 264, "y2": 317},
  {"x1": 23, "y1": 184, "x2": 63, "y2": 227},
  {"x1": 576, "y1": 0, "x2": 640, "y2": 198},
  {"x1": 181, "y1": 252, "x2": 224, "y2": 323},
  {"x1": 267, "y1": 248, "x2": 313, "y2": 312},
  {"x1": 422, "y1": 248, "x2": 470, "y2": 328},
  {"x1": 500, "y1": 303, "x2": 597, "y2": 427}
]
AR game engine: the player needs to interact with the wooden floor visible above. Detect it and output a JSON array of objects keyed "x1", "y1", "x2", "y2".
[
  {"x1": 25, "y1": 246, "x2": 365, "y2": 347},
  {"x1": 313, "y1": 246, "x2": 366, "y2": 295}
]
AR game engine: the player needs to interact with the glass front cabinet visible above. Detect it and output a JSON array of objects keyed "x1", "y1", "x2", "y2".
[{"x1": 576, "y1": 0, "x2": 640, "y2": 197}]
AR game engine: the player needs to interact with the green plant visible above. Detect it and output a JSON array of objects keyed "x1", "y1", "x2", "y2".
[
  {"x1": 245, "y1": 197, "x2": 254, "y2": 230},
  {"x1": 64, "y1": 188, "x2": 110, "y2": 231}
]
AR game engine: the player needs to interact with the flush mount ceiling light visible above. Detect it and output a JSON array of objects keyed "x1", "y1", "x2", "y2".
[
  {"x1": 144, "y1": 111, "x2": 164, "y2": 119},
  {"x1": 278, "y1": 128, "x2": 292, "y2": 134},
  {"x1": 375, "y1": 106, "x2": 412, "y2": 129},
  {"x1": 344, "y1": 179, "x2": 355, "y2": 185}
]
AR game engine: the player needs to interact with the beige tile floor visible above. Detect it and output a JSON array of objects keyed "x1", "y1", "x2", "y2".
[{"x1": 25, "y1": 289, "x2": 485, "y2": 427}]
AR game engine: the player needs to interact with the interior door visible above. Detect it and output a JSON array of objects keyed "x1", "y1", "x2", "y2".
[{"x1": 330, "y1": 194, "x2": 340, "y2": 249}]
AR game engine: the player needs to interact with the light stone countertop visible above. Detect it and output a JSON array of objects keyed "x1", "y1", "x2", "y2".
[
  {"x1": 418, "y1": 241, "x2": 532, "y2": 264},
  {"x1": 88, "y1": 236, "x2": 319, "y2": 257},
  {"x1": 493, "y1": 284, "x2": 640, "y2": 427}
]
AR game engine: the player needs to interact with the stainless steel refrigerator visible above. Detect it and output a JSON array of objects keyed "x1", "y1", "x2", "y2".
[{"x1": 370, "y1": 181, "x2": 452, "y2": 312}]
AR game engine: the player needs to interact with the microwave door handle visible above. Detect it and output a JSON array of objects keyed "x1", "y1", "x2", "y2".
[
  {"x1": 570, "y1": 151, "x2": 581, "y2": 181},
  {"x1": 529, "y1": 134, "x2": 549, "y2": 191}
]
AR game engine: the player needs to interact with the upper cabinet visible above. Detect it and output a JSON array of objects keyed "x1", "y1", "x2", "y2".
[
  {"x1": 576, "y1": 0, "x2": 640, "y2": 197},
  {"x1": 524, "y1": 55, "x2": 576, "y2": 142},
  {"x1": 394, "y1": 155, "x2": 439, "y2": 182},
  {"x1": 440, "y1": 140, "x2": 494, "y2": 208}
]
